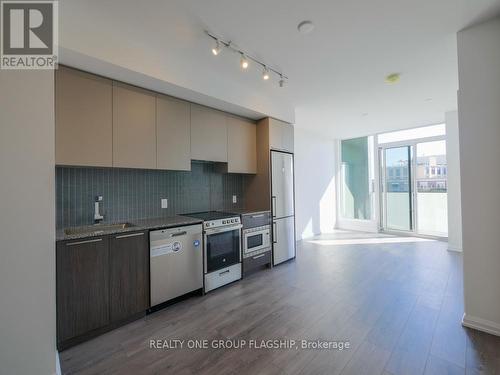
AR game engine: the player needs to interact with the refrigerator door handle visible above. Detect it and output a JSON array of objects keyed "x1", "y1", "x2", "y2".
[
  {"x1": 273, "y1": 222, "x2": 277, "y2": 243},
  {"x1": 272, "y1": 196, "x2": 277, "y2": 217}
]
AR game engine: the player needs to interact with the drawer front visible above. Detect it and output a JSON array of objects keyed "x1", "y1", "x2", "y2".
[
  {"x1": 243, "y1": 250, "x2": 272, "y2": 274},
  {"x1": 204, "y1": 263, "x2": 241, "y2": 293}
]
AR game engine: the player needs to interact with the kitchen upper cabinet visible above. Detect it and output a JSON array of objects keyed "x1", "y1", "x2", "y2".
[
  {"x1": 56, "y1": 237, "x2": 110, "y2": 348},
  {"x1": 109, "y1": 231, "x2": 149, "y2": 323},
  {"x1": 156, "y1": 95, "x2": 191, "y2": 171},
  {"x1": 269, "y1": 118, "x2": 294, "y2": 153},
  {"x1": 56, "y1": 66, "x2": 113, "y2": 167},
  {"x1": 113, "y1": 83, "x2": 156, "y2": 169},
  {"x1": 227, "y1": 116, "x2": 257, "y2": 174},
  {"x1": 190, "y1": 104, "x2": 228, "y2": 162}
]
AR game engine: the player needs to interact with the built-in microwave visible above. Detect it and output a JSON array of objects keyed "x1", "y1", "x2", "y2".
[{"x1": 243, "y1": 225, "x2": 271, "y2": 257}]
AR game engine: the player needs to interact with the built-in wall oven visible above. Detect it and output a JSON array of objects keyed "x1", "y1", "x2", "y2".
[{"x1": 241, "y1": 211, "x2": 272, "y2": 275}]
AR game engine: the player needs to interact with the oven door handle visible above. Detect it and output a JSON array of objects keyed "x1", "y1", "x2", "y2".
[{"x1": 205, "y1": 224, "x2": 242, "y2": 234}]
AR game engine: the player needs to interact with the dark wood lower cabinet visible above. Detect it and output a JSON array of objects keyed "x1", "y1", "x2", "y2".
[
  {"x1": 56, "y1": 237, "x2": 110, "y2": 345},
  {"x1": 109, "y1": 231, "x2": 149, "y2": 322},
  {"x1": 243, "y1": 250, "x2": 272, "y2": 276},
  {"x1": 57, "y1": 231, "x2": 150, "y2": 350}
]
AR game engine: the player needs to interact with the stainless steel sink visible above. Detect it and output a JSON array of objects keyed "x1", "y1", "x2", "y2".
[{"x1": 64, "y1": 223, "x2": 135, "y2": 235}]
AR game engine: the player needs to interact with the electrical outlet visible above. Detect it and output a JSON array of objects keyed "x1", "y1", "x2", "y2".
[
  {"x1": 232, "y1": 195, "x2": 237, "y2": 204},
  {"x1": 161, "y1": 198, "x2": 168, "y2": 209}
]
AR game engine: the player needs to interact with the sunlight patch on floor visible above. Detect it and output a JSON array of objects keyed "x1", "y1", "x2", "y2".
[{"x1": 306, "y1": 237, "x2": 436, "y2": 246}]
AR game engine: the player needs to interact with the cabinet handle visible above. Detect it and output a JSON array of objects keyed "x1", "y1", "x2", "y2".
[
  {"x1": 171, "y1": 231, "x2": 187, "y2": 237},
  {"x1": 66, "y1": 238, "x2": 102, "y2": 246},
  {"x1": 253, "y1": 253, "x2": 266, "y2": 260},
  {"x1": 115, "y1": 232, "x2": 144, "y2": 239},
  {"x1": 251, "y1": 214, "x2": 264, "y2": 219},
  {"x1": 219, "y1": 270, "x2": 230, "y2": 276}
]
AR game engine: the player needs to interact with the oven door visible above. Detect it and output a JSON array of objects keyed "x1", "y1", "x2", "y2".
[{"x1": 204, "y1": 225, "x2": 242, "y2": 273}]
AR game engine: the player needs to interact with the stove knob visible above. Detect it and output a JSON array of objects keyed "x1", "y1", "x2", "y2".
[{"x1": 222, "y1": 220, "x2": 226, "y2": 224}]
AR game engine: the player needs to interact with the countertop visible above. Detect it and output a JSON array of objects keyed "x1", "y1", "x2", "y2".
[{"x1": 56, "y1": 216, "x2": 203, "y2": 242}]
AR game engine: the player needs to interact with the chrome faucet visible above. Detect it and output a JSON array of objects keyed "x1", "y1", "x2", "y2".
[{"x1": 94, "y1": 196, "x2": 104, "y2": 223}]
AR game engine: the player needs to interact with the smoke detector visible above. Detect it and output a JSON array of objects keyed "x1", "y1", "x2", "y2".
[
  {"x1": 298, "y1": 21, "x2": 314, "y2": 34},
  {"x1": 385, "y1": 73, "x2": 401, "y2": 84}
]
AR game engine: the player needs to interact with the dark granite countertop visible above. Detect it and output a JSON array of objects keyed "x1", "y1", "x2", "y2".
[{"x1": 56, "y1": 216, "x2": 203, "y2": 242}]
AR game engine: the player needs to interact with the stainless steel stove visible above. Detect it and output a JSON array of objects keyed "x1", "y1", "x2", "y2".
[{"x1": 182, "y1": 211, "x2": 242, "y2": 292}]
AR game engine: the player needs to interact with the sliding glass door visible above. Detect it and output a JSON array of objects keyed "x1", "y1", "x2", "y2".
[
  {"x1": 380, "y1": 146, "x2": 413, "y2": 232},
  {"x1": 379, "y1": 140, "x2": 448, "y2": 236}
]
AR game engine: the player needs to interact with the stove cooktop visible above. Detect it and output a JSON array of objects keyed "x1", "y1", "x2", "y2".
[
  {"x1": 182, "y1": 211, "x2": 238, "y2": 221},
  {"x1": 183, "y1": 211, "x2": 241, "y2": 229}
]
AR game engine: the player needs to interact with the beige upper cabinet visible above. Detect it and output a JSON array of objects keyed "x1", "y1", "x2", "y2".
[
  {"x1": 227, "y1": 116, "x2": 257, "y2": 174},
  {"x1": 156, "y1": 95, "x2": 191, "y2": 171},
  {"x1": 55, "y1": 66, "x2": 113, "y2": 167},
  {"x1": 269, "y1": 118, "x2": 294, "y2": 153},
  {"x1": 190, "y1": 104, "x2": 227, "y2": 162},
  {"x1": 112, "y1": 83, "x2": 156, "y2": 169}
]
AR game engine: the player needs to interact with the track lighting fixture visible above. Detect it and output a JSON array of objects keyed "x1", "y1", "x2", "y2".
[
  {"x1": 240, "y1": 53, "x2": 249, "y2": 69},
  {"x1": 262, "y1": 67, "x2": 270, "y2": 80},
  {"x1": 206, "y1": 31, "x2": 288, "y2": 87},
  {"x1": 211, "y1": 39, "x2": 221, "y2": 56}
]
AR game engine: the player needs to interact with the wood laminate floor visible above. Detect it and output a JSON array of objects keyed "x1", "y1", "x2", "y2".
[{"x1": 60, "y1": 231, "x2": 500, "y2": 375}]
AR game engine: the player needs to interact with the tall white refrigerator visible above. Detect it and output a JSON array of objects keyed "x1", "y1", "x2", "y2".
[{"x1": 271, "y1": 150, "x2": 296, "y2": 265}]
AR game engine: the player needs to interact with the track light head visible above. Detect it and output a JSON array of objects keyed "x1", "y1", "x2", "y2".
[
  {"x1": 262, "y1": 67, "x2": 270, "y2": 80},
  {"x1": 240, "y1": 53, "x2": 249, "y2": 69},
  {"x1": 212, "y1": 39, "x2": 221, "y2": 56},
  {"x1": 279, "y1": 75, "x2": 285, "y2": 87}
]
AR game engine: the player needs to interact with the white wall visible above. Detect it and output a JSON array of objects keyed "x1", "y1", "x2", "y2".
[
  {"x1": 294, "y1": 127, "x2": 336, "y2": 240},
  {"x1": 445, "y1": 110, "x2": 463, "y2": 251},
  {"x1": 458, "y1": 16, "x2": 500, "y2": 336},
  {"x1": 0, "y1": 71, "x2": 56, "y2": 373}
]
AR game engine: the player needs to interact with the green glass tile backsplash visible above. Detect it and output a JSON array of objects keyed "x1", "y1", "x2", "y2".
[{"x1": 56, "y1": 162, "x2": 249, "y2": 229}]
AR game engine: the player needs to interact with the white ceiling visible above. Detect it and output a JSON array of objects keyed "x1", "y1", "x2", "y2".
[{"x1": 59, "y1": 0, "x2": 500, "y2": 139}]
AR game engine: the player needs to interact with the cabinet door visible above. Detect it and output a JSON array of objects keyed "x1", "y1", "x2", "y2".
[
  {"x1": 113, "y1": 83, "x2": 156, "y2": 169},
  {"x1": 190, "y1": 104, "x2": 227, "y2": 162},
  {"x1": 272, "y1": 216, "x2": 296, "y2": 266},
  {"x1": 156, "y1": 95, "x2": 191, "y2": 171},
  {"x1": 269, "y1": 118, "x2": 294, "y2": 152},
  {"x1": 56, "y1": 66, "x2": 113, "y2": 167},
  {"x1": 56, "y1": 237, "x2": 109, "y2": 344},
  {"x1": 227, "y1": 116, "x2": 257, "y2": 173},
  {"x1": 282, "y1": 122, "x2": 294, "y2": 153},
  {"x1": 109, "y1": 231, "x2": 149, "y2": 322}
]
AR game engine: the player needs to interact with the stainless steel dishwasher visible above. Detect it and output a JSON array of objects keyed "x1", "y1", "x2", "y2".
[{"x1": 150, "y1": 224, "x2": 203, "y2": 307}]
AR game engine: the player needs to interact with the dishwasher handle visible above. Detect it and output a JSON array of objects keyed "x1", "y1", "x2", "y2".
[{"x1": 171, "y1": 231, "x2": 187, "y2": 237}]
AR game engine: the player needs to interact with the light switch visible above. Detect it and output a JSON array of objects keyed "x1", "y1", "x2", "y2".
[
  {"x1": 232, "y1": 195, "x2": 237, "y2": 204},
  {"x1": 161, "y1": 198, "x2": 168, "y2": 209}
]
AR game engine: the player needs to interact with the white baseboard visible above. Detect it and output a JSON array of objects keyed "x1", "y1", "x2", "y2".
[{"x1": 462, "y1": 313, "x2": 500, "y2": 336}]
